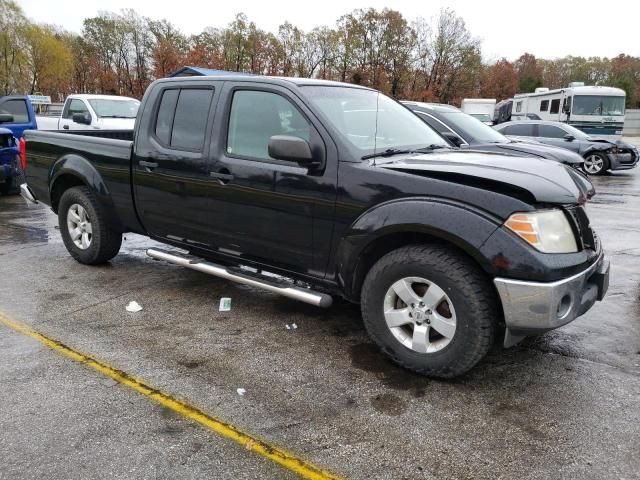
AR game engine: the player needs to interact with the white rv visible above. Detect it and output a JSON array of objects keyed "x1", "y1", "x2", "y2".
[
  {"x1": 461, "y1": 98, "x2": 496, "y2": 125},
  {"x1": 510, "y1": 83, "x2": 625, "y2": 139}
]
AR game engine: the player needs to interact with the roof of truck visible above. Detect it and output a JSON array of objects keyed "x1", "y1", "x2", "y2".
[{"x1": 156, "y1": 75, "x2": 373, "y2": 90}]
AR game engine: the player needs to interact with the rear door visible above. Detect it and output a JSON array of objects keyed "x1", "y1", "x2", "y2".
[
  {"x1": 133, "y1": 81, "x2": 222, "y2": 246},
  {"x1": 205, "y1": 81, "x2": 338, "y2": 277}
]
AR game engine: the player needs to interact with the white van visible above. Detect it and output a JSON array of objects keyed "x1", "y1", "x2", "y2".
[{"x1": 461, "y1": 99, "x2": 496, "y2": 125}]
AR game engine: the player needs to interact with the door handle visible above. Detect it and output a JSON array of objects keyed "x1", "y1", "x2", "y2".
[
  {"x1": 63, "y1": 125, "x2": 69, "y2": 130},
  {"x1": 210, "y1": 171, "x2": 234, "y2": 184},
  {"x1": 139, "y1": 160, "x2": 159, "y2": 170}
]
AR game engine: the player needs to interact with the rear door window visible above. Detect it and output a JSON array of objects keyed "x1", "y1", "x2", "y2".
[
  {"x1": 153, "y1": 88, "x2": 213, "y2": 151},
  {"x1": 0, "y1": 99, "x2": 29, "y2": 123}
]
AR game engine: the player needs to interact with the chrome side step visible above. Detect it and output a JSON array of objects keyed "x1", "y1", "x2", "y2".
[{"x1": 146, "y1": 248, "x2": 333, "y2": 308}]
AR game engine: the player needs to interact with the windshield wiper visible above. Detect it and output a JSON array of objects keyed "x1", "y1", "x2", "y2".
[{"x1": 361, "y1": 144, "x2": 447, "y2": 160}]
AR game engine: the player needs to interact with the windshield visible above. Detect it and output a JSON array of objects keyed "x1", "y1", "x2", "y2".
[
  {"x1": 469, "y1": 113, "x2": 492, "y2": 123},
  {"x1": 88, "y1": 99, "x2": 140, "y2": 119},
  {"x1": 571, "y1": 95, "x2": 625, "y2": 116},
  {"x1": 302, "y1": 86, "x2": 448, "y2": 157},
  {"x1": 442, "y1": 111, "x2": 508, "y2": 144}
]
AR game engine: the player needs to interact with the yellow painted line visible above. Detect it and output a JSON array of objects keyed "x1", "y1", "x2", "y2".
[{"x1": 0, "y1": 311, "x2": 343, "y2": 480}]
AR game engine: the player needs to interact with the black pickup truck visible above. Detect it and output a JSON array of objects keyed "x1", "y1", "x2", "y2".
[{"x1": 21, "y1": 76, "x2": 609, "y2": 377}]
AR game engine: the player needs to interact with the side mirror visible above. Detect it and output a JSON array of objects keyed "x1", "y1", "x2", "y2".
[
  {"x1": 268, "y1": 135, "x2": 315, "y2": 165},
  {"x1": 442, "y1": 131, "x2": 463, "y2": 147},
  {"x1": 0, "y1": 114, "x2": 14, "y2": 124},
  {"x1": 72, "y1": 112, "x2": 92, "y2": 125},
  {"x1": 564, "y1": 134, "x2": 575, "y2": 142}
]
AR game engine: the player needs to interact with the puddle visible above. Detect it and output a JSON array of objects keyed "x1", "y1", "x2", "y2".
[{"x1": 349, "y1": 342, "x2": 429, "y2": 396}]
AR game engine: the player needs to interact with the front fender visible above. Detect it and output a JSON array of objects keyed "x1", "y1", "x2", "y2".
[
  {"x1": 336, "y1": 198, "x2": 504, "y2": 299},
  {"x1": 50, "y1": 154, "x2": 123, "y2": 231}
]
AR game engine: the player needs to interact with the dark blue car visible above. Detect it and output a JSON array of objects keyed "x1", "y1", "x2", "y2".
[{"x1": 0, "y1": 96, "x2": 36, "y2": 194}]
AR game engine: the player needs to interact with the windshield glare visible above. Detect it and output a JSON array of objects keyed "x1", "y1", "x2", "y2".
[
  {"x1": 88, "y1": 99, "x2": 140, "y2": 119},
  {"x1": 443, "y1": 112, "x2": 508, "y2": 144},
  {"x1": 572, "y1": 95, "x2": 625, "y2": 116},
  {"x1": 303, "y1": 87, "x2": 447, "y2": 157}
]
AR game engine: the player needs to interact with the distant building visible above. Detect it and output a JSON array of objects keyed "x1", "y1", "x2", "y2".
[{"x1": 168, "y1": 66, "x2": 251, "y2": 77}]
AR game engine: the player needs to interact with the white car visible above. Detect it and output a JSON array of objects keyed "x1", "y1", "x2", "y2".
[{"x1": 36, "y1": 94, "x2": 140, "y2": 131}]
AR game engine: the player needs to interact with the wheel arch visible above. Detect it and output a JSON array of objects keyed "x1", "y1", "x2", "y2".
[
  {"x1": 50, "y1": 154, "x2": 123, "y2": 231},
  {"x1": 336, "y1": 199, "x2": 502, "y2": 301}
]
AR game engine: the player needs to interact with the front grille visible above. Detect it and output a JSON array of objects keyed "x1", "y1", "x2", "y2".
[{"x1": 565, "y1": 205, "x2": 596, "y2": 251}]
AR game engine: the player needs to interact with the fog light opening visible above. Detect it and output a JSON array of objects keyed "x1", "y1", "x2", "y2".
[{"x1": 557, "y1": 294, "x2": 572, "y2": 320}]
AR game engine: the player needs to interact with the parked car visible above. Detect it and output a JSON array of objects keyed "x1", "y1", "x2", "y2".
[
  {"x1": 494, "y1": 120, "x2": 639, "y2": 175},
  {"x1": 403, "y1": 102, "x2": 586, "y2": 168},
  {"x1": 0, "y1": 95, "x2": 35, "y2": 194},
  {"x1": 21, "y1": 76, "x2": 608, "y2": 378},
  {"x1": 36, "y1": 94, "x2": 140, "y2": 131}
]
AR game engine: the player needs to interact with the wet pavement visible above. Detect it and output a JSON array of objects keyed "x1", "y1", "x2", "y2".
[{"x1": 1, "y1": 156, "x2": 639, "y2": 479}]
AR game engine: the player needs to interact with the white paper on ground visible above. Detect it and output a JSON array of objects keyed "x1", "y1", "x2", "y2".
[{"x1": 126, "y1": 301, "x2": 143, "y2": 313}]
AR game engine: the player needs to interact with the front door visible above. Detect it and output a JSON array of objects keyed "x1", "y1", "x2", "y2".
[
  {"x1": 133, "y1": 83, "x2": 222, "y2": 247},
  {"x1": 206, "y1": 82, "x2": 337, "y2": 277},
  {"x1": 59, "y1": 99, "x2": 92, "y2": 130},
  {"x1": 537, "y1": 124, "x2": 580, "y2": 152}
]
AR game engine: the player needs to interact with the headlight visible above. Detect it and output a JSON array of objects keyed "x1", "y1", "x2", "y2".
[{"x1": 505, "y1": 209, "x2": 578, "y2": 253}]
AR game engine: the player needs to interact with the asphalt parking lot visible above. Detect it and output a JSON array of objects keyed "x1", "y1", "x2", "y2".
[{"x1": 1, "y1": 150, "x2": 639, "y2": 479}]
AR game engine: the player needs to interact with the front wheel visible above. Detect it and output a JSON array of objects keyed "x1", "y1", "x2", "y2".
[
  {"x1": 582, "y1": 152, "x2": 609, "y2": 175},
  {"x1": 360, "y1": 244, "x2": 498, "y2": 378},
  {"x1": 58, "y1": 186, "x2": 122, "y2": 264}
]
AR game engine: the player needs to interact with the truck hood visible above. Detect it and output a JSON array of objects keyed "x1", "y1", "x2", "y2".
[{"x1": 376, "y1": 150, "x2": 595, "y2": 205}]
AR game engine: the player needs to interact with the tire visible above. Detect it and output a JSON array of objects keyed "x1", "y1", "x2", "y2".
[
  {"x1": 58, "y1": 186, "x2": 122, "y2": 264},
  {"x1": 361, "y1": 244, "x2": 498, "y2": 378},
  {"x1": 582, "y1": 152, "x2": 609, "y2": 175}
]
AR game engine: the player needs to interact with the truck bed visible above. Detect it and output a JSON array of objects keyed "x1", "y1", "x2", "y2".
[{"x1": 24, "y1": 129, "x2": 138, "y2": 232}]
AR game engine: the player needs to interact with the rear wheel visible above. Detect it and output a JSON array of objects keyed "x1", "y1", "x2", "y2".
[
  {"x1": 361, "y1": 244, "x2": 497, "y2": 378},
  {"x1": 58, "y1": 186, "x2": 122, "y2": 264},
  {"x1": 582, "y1": 152, "x2": 609, "y2": 175}
]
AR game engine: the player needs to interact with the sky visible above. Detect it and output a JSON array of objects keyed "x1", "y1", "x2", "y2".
[{"x1": 18, "y1": 0, "x2": 640, "y2": 61}]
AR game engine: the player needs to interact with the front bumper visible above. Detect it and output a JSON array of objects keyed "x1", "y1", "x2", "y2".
[
  {"x1": 494, "y1": 252, "x2": 609, "y2": 346},
  {"x1": 608, "y1": 150, "x2": 639, "y2": 171}
]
